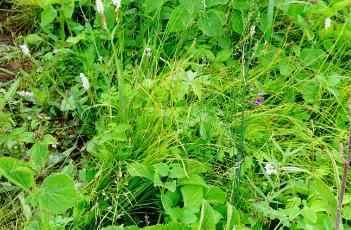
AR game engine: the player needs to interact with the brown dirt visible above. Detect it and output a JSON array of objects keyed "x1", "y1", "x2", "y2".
[{"x1": 0, "y1": 33, "x2": 32, "y2": 83}]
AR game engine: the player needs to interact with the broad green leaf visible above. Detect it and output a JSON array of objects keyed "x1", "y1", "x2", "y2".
[
  {"x1": 300, "y1": 48, "x2": 325, "y2": 67},
  {"x1": 153, "y1": 162, "x2": 169, "y2": 177},
  {"x1": 100, "y1": 226, "x2": 139, "y2": 230},
  {"x1": 161, "y1": 191, "x2": 181, "y2": 213},
  {"x1": 315, "y1": 179, "x2": 336, "y2": 219},
  {"x1": 38, "y1": 173, "x2": 79, "y2": 214},
  {"x1": 169, "y1": 166, "x2": 186, "y2": 179},
  {"x1": 66, "y1": 34, "x2": 86, "y2": 45},
  {"x1": 204, "y1": 187, "x2": 226, "y2": 205},
  {"x1": 41, "y1": 134, "x2": 58, "y2": 145},
  {"x1": 232, "y1": 0, "x2": 249, "y2": 9},
  {"x1": 144, "y1": 0, "x2": 166, "y2": 13},
  {"x1": 225, "y1": 202, "x2": 241, "y2": 229},
  {"x1": 143, "y1": 223, "x2": 191, "y2": 230},
  {"x1": 343, "y1": 206, "x2": 351, "y2": 220},
  {"x1": 181, "y1": 185, "x2": 203, "y2": 213},
  {"x1": 198, "y1": 10, "x2": 222, "y2": 37},
  {"x1": 100, "y1": 227, "x2": 126, "y2": 230},
  {"x1": 324, "y1": 74, "x2": 343, "y2": 87},
  {"x1": 205, "y1": 0, "x2": 229, "y2": 8},
  {"x1": 29, "y1": 142, "x2": 48, "y2": 171},
  {"x1": 309, "y1": 199, "x2": 326, "y2": 213},
  {"x1": 299, "y1": 80, "x2": 319, "y2": 103},
  {"x1": 62, "y1": 1, "x2": 75, "y2": 18},
  {"x1": 231, "y1": 10, "x2": 243, "y2": 35},
  {"x1": 168, "y1": 6, "x2": 196, "y2": 32},
  {"x1": 199, "y1": 200, "x2": 222, "y2": 229},
  {"x1": 127, "y1": 162, "x2": 154, "y2": 180},
  {"x1": 303, "y1": 207, "x2": 317, "y2": 223},
  {"x1": 164, "y1": 180, "x2": 177, "y2": 192},
  {"x1": 0, "y1": 157, "x2": 35, "y2": 190},
  {"x1": 215, "y1": 49, "x2": 232, "y2": 63},
  {"x1": 178, "y1": 174, "x2": 209, "y2": 188},
  {"x1": 180, "y1": 207, "x2": 198, "y2": 224},
  {"x1": 25, "y1": 34, "x2": 43, "y2": 45},
  {"x1": 41, "y1": 6, "x2": 57, "y2": 27},
  {"x1": 60, "y1": 95, "x2": 75, "y2": 111},
  {"x1": 179, "y1": 0, "x2": 202, "y2": 10},
  {"x1": 14, "y1": 0, "x2": 60, "y2": 7},
  {"x1": 279, "y1": 60, "x2": 295, "y2": 76},
  {"x1": 153, "y1": 173, "x2": 163, "y2": 187},
  {"x1": 167, "y1": 207, "x2": 182, "y2": 222}
]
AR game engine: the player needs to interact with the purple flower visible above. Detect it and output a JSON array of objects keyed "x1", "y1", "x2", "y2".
[{"x1": 253, "y1": 97, "x2": 264, "y2": 106}]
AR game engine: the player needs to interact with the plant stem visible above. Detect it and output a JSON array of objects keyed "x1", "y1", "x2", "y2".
[{"x1": 335, "y1": 96, "x2": 351, "y2": 230}]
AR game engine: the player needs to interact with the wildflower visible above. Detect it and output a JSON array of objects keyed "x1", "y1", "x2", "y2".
[
  {"x1": 19, "y1": 44, "x2": 30, "y2": 56},
  {"x1": 249, "y1": 25, "x2": 256, "y2": 36},
  {"x1": 80, "y1": 73, "x2": 90, "y2": 90},
  {"x1": 324, "y1": 17, "x2": 331, "y2": 30},
  {"x1": 37, "y1": 113, "x2": 47, "y2": 120},
  {"x1": 17, "y1": 90, "x2": 34, "y2": 98},
  {"x1": 0, "y1": 88, "x2": 6, "y2": 94},
  {"x1": 253, "y1": 97, "x2": 264, "y2": 106},
  {"x1": 96, "y1": 0, "x2": 104, "y2": 14},
  {"x1": 145, "y1": 47, "x2": 151, "y2": 56},
  {"x1": 265, "y1": 163, "x2": 277, "y2": 175},
  {"x1": 112, "y1": 0, "x2": 121, "y2": 10},
  {"x1": 51, "y1": 144, "x2": 57, "y2": 149}
]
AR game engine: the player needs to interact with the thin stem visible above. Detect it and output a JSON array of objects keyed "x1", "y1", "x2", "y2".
[{"x1": 335, "y1": 96, "x2": 351, "y2": 230}]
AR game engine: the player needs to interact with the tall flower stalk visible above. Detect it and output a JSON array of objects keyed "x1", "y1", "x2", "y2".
[
  {"x1": 96, "y1": 0, "x2": 107, "y2": 29},
  {"x1": 336, "y1": 95, "x2": 351, "y2": 230}
]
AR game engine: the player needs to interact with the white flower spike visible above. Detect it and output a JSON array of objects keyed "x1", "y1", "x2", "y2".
[
  {"x1": 112, "y1": 0, "x2": 121, "y2": 10},
  {"x1": 17, "y1": 91, "x2": 34, "y2": 98},
  {"x1": 80, "y1": 73, "x2": 90, "y2": 90},
  {"x1": 20, "y1": 44, "x2": 30, "y2": 56},
  {"x1": 250, "y1": 25, "x2": 256, "y2": 36},
  {"x1": 324, "y1": 18, "x2": 331, "y2": 30},
  {"x1": 96, "y1": 0, "x2": 104, "y2": 14}
]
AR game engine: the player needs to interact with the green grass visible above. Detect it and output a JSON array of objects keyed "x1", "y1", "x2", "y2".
[{"x1": 0, "y1": 0, "x2": 351, "y2": 229}]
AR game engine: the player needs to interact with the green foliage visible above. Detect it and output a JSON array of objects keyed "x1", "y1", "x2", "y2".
[
  {"x1": 0, "y1": 157, "x2": 35, "y2": 190},
  {"x1": 37, "y1": 173, "x2": 79, "y2": 214},
  {"x1": 1, "y1": 0, "x2": 351, "y2": 229}
]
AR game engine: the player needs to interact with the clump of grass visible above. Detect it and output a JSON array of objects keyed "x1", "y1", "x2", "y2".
[{"x1": 0, "y1": 0, "x2": 351, "y2": 229}]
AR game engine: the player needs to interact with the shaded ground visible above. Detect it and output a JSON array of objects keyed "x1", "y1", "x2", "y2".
[
  {"x1": 0, "y1": 32, "x2": 31, "y2": 83},
  {"x1": 0, "y1": 1, "x2": 33, "y2": 83}
]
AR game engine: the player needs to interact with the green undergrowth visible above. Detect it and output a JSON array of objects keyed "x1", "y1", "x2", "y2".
[{"x1": 0, "y1": 0, "x2": 351, "y2": 229}]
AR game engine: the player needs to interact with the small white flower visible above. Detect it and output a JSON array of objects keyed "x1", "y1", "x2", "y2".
[
  {"x1": 80, "y1": 73, "x2": 90, "y2": 90},
  {"x1": 98, "y1": 56, "x2": 103, "y2": 62},
  {"x1": 112, "y1": 0, "x2": 121, "y2": 10},
  {"x1": 0, "y1": 88, "x2": 6, "y2": 94},
  {"x1": 17, "y1": 90, "x2": 34, "y2": 98},
  {"x1": 324, "y1": 17, "x2": 332, "y2": 30},
  {"x1": 145, "y1": 47, "x2": 151, "y2": 56},
  {"x1": 249, "y1": 25, "x2": 256, "y2": 36},
  {"x1": 20, "y1": 44, "x2": 30, "y2": 56},
  {"x1": 51, "y1": 144, "x2": 57, "y2": 149},
  {"x1": 265, "y1": 163, "x2": 277, "y2": 175},
  {"x1": 96, "y1": 0, "x2": 105, "y2": 14}
]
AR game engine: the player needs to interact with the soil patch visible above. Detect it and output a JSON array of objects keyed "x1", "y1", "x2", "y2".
[{"x1": 0, "y1": 33, "x2": 31, "y2": 83}]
